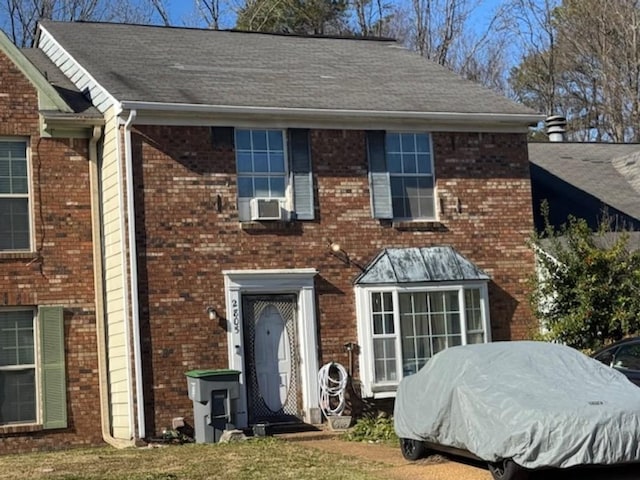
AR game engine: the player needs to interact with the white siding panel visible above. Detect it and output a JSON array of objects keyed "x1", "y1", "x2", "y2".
[
  {"x1": 111, "y1": 401, "x2": 132, "y2": 417},
  {"x1": 109, "y1": 366, "x2": 130, "y2": 384},
  {"x1": 92, "y1": 91, "x2": 111, "y2": 109},
  {"x1": 38, "y1": 36, "x2": 54, "y2": 52},
  {"x1": 113, "y1": 425, "x2": 130, "y2": 440},
  {"x1": 99, "y1": 106, "x2": 133, "y2": 439},
  {"x1": 48, "y1": 48, "x2": 65, "y2": 65},
  {"x1": 108, "y1": 340, "x2": 128, "y2": 360},
  {"x1": 111, "y1": 426, "x2": 131, "y2": 440},
  {"x1": 37, "y1": 27, "x2": 117, "y2": 113},
  {"x1": 70, "y1": 71, "x2": 85, "y2": 86}
]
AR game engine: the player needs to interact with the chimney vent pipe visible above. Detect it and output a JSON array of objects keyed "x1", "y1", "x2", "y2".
[{"x1": 545, "y1": 115, "x2": 567, "y2": 142}]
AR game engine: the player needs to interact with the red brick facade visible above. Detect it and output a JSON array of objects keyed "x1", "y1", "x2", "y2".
[
  {"x1": 0, "y1": 50, "x2": 102, "y2": 453},
  {"x1": 131, "y1": 125, "x2": 536, "y2": 436},
  {"x1": 0, "y1": 47, "x2": 537, "y2": 450}
]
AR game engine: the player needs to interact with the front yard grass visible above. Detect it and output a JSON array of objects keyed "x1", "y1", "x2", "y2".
[{"x1": 0, "y1": 438, "x2": 386, "y2": 480}]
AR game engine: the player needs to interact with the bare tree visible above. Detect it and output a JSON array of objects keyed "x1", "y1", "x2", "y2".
[
  {"x1": 510, "y1": 0, "x2": 640, "y2": 142},
  {"x1": 149, "y1": 0, "x2": 171, "y2": 26},
  {"x1": 0, "y1": 0, "x2": 171, "y2": 47},
  {"x1": 351, "y1": 0, "x2": 393, "y2": 37},
  {"x1": 407, "y1": 0, "x2": 472, "y2": 65},
  {"x1": 390, "y1": 0, "x2": 510, "y2": 95},
  {"x1": 194, "y1": 0, "x2": 227, "y2": 29},
  {"x1": 506, "y1": 0, "x2": 561, "y2": 118},
  {"x1": 556, "y1": 0, "x2": 640, "y2": 142}
]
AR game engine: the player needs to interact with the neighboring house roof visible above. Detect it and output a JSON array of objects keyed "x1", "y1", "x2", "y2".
[
  {"x1": 355, "y1": 246, "x2": 489, "y2": 284},
  {"x1": 37, "y1": 20, "x2": 538, "y2": 120},
  {"x1": 20, "y1": 48, "x2": 100, "y2": 118},
  {"x1": 528, "y1": 142, "x2": 640, "y2": 223},
  {"x1": 593, "y1": 232, "x2": 640, "y2": 251},
  {"x1": 539, "y1": 232, "x2": 640, "y2": 254}
]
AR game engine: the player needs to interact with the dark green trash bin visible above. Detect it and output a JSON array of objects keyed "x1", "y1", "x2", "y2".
[{"x1": 186, "y1": 369, "x2": 241, "y2": 443}]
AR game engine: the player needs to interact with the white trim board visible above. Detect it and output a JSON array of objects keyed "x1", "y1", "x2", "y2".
[{"x1": 223, "y1": 269, "x2": 320, "y2": 427}]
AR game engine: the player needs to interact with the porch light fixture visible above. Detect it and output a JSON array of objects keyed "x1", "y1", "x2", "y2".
[
  {"x1": 206, "y1": 306, "x2": 218, "y2": 321},
  {"x1": 328, "y1": 241, "x2": 365, "y2": 271}
]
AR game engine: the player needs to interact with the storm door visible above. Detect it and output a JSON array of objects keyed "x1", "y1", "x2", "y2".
[{"x1": 242, "y1": 295, "x2": 301, "y2": 424}]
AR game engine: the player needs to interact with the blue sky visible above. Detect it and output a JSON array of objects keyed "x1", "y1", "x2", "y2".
[{"x1": 161, "y1": 0, "x2": 506, "y2": 32}]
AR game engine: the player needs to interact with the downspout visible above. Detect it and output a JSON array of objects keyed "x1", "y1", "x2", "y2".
[
  {"x1": 89, "y1": 125, "x2": 132, "y2": 448},
  {"x1": 123, "y1": 109, "x2": 146, "y2": 440}
]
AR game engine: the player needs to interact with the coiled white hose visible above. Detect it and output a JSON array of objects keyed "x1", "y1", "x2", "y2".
[{"x1": 318, "y1": 362, "x2": 349, "y2": 419}]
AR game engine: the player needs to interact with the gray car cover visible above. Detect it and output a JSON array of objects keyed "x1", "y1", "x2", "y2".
[{"x1": 394, "y1": 341, "x2": 640, "y2": 469}]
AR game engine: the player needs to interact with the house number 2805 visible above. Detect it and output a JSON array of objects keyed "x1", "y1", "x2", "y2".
[{"x1": 231, "y1": 299, "x2": 240, "y2": 334}]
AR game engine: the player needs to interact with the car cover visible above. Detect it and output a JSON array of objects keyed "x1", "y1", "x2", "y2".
[{"x1": 394, "y1": 341, "x2": 640, "y2": 469}]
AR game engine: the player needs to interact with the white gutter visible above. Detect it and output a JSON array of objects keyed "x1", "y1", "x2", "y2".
[
  {"x1": 123, "y1": 108, "x2": 146, "y2": 440},
  {"x1": 120, "y1": 100, "x2": 544, "y2": 126},
  {"x1": 88, "y1": 124, "x2": 133, "y2": 448}
]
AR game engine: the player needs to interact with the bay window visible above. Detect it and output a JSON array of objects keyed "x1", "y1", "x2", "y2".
[{"x1": 358, "y1": 284, "x2": 490, "y2": 397}]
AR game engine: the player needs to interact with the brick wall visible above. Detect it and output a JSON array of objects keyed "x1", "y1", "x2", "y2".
[
  {"x1": 132, "y1": 125, "x2": 536, "y2": 435},
  {"x1": 0, "y1": 50, "x2": 102, "y2": 453}
]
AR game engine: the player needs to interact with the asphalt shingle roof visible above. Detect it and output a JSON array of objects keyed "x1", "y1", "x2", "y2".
[
  {"x1": 39, "y1": 20, "x2": 537, "y2": 115},
  {"x1": 528, "y1": 142, "x2": 640, "y2": 221},
  {"x1": 20, "y1": 48, "x2": 100, "y2": 116}
]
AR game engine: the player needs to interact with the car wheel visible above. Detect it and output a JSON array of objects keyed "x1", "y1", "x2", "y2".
[
  {"x1": 399, "y1": 438, "x2": 426, "y2": 461},
  {"x1": 488, "y1": 459, "x2": 529, "y2": 480}
]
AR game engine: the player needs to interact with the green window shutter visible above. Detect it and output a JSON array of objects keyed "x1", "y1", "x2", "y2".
[
  {"x1": 39, "y1": 306, "x2": 67, "y2": 430},
  {"x1": 289, "y1": 129, "x2": 315, "y2": 220},
  {"x1": 366, "y1": 130, "x2": 393, "y2": 219}
]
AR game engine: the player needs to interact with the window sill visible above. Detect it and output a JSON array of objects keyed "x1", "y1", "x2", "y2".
[
  {"x1": 369, "y1": 384, "x2": 398, "y2": 399},
  {"x1": 0, "y1": 251, "x2": 39, "y2": 261},
  {"x1": 240, "y1": 220, "x2": 302, "y2": 233},
  {"x1": 384, "y1": 220, "x2": 448, "y2": 232},
  {"x1": 0, "y1": 423, "x2": 43, "y2": 434}
]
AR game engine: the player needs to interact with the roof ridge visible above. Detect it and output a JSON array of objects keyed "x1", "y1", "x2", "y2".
[{"x1": 39, "y1": 19, "x2": 397, "y2": 43}]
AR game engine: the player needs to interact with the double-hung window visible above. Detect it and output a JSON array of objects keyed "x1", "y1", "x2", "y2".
[
  {"x1": 0, "y1": 307, "x2": 67, "y2": 429},
  {"x1": 0, "y1": 309, "x2": 36, "y2": 424},
  {"x1": 236, "y1": 129, "x2": 287, "y2": 202},
  {"x1": 358, "y1": 284, "x2": 490, "y2": 397},
  {"x1": 367, "y1": 131, "x2": 435, "y2": 221},
  {"x1": 233, "y1": 128, "x2": 313, "y2": 222},
  {"x1": 0, "y1": 140, "x2": 30, "y2": 251}
]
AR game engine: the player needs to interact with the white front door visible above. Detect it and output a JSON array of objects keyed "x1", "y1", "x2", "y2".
[
  {"x1": 243, "y1": 295, "x2": 300, "y2": 423},
  {"x1": 254, "y1": 305, "x2": 291, "y2": 412}
]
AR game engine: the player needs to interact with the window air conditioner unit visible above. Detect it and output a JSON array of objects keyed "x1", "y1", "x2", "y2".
[{"x1": 250, "y1": 198, "x2": 283, "y2": 221}]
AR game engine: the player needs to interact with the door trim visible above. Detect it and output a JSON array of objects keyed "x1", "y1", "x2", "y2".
[{"x1": 223, "y1": 269, "x2": 320, "y2": 428}]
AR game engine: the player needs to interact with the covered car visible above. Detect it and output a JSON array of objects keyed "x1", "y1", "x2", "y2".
[{"x1": 394, "y1": 341, "x2": 640, "y2": 480}]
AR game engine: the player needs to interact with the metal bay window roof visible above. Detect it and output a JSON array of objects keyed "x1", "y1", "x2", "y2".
[{"x1": 354, "y1": 246, "x2": 489, "y2": 285}]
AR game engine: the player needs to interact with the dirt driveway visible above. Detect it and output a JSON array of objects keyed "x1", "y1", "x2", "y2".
[
  {"x1": 292, "y1": 437, "x2": 640, "y2": 480},
  {"x1": 293, "y1": 437, "x2": 491, "y2": 480}
]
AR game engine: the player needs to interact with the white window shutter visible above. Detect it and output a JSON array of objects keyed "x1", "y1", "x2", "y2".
[
  {"x1": 366, "y1": 131, "x2": 393, "y2": 219},
  {"x1": 289, "y1": 129, "x2": 314, "y2": 220}
]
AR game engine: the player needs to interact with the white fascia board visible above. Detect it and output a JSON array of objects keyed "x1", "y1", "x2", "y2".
[
  {"x1": 120, "y1": 100, "x2": 544, "y2": 131},
  {"x1": 37, "y1": 24, "x2": 119, "y2": 114}
]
